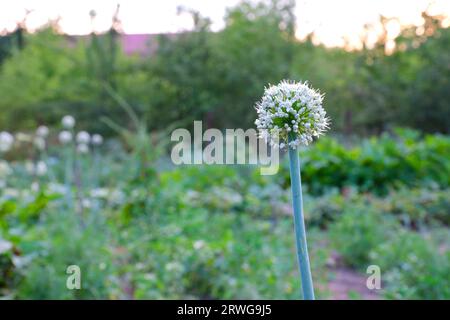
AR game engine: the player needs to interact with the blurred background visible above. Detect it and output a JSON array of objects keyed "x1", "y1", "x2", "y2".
[{"x1": 0, "y1": 0, "x2": 449, "y2": 299}]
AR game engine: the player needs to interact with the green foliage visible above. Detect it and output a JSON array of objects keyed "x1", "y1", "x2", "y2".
[
  {"x1": 370, "y1": 231, "x2": 435, "y2": 272},
  {"x1": 384, "y1": 252, "x2": 450, "y2": 299},
  {"x1": 369, "y1": 188, "x2": 450, "y2": 227},
  {"x1": 401, "y1": 15, "x2": 450, "y2": 133},
  {"x1": 371, "y1": 231, "x2": 450, "y2": 299},
  {"x1": 0, "y1": 127, "x2": 449, "y2": 298},
  {"x1": 0, "y1": 238, "x2": 19, "y2": 296},
  {"x1": 303, "y1": 187, "x2": 450, "y2": 230},
  {"x1": 0, "y1": 31, "x2": 18, "y2": 63},
  {"x1": 1, "y1": 3, "x2": 448, "y2": 134},
  {"x1": 0, "y1": 0, "x2": 448, "y2": 298},
  {"x1": 281, "y1": 130, "x2": 450, "y2": 195},
  {"x1": 0, "y1": 29, "x2": 79, "y2": 129},
  {"x1": 0, "y1": 28, "x2": 145, "y2": 134},
  {"x1": 329, "y1": 206, "x2": 397, "y2": 268},
  {"x1": 120, "y1": 208, "x2": 314, "y2": 299},
  {"x1": 16, "y1": 218, "x2": 116, "y2": 299},
  {"x1": 148, "y1": 13, "x2": 217, "y2": 128},
  {"x1": 328, "y1": 200, "x2": 450, "y2": 299}
]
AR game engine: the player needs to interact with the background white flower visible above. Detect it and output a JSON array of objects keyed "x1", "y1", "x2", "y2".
[
  {"x1": 35, "y1": 161, "x2": 48, "y2": 176},
  {"x1": 25, "y1": 161, "x2": 34, "y2": 174},
  {"x1": 81, "y1": 198, "x2": 92, "y2": 209},
  {"x1": 47, "y1": 182, "x2": 67, "y2": 195},
  {"x1": 0, "y1": 131, "x2": 14, "y2": 152},
  {"x1": 58, "y1": 131, "x2": 72, "y2": 144},
  {"x1": 193, "y1": 240, "x2": 206, "y2": 250},
  {"x1": 36, "y1": 126, "x2": 49, "y2": 138},
  {"x1": 31, "y1": 182, "x2": 40, "y2": 192},
  {"x1": 34, "y1": 137, "x2": 46, "y2": 151},
  {"x1": 62, "y1": 115, "x2": 75, "y2": 129},
  {"x1": 92, "y1": 133, "x2": 103, "y2": 146},
  {"x1": 77, "y1": 143, "x2": 89, "y2": 154},
  {"x1": 15, "y1": 132, "x2": 32, "y2": 143},
  {"x1": 90, "y1": 188, "x2": 109, "y2": 198},
  {"x1": 76, "y1": 131, "x2": 90, "y2": 144},
  {"x1": 255, "y1": 80, "x2": 329, "y2": 149},
  {"x1": 0, "y1": 160, "x2": 12, "y2": 177}
]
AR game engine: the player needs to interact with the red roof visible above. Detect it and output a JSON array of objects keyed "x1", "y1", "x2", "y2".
[
  {"x1": 68, "y1": 33, "x2": 179, "y2": 56},
  {"x1": 121, "y1": 34, "x2": 153, "y2": 55}
]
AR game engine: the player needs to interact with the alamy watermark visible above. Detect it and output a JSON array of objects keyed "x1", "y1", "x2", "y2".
[
  {"x1": 366, "y1": 265, "x2": 381, "y2": 290},
  {"x1": 170, "y1": 121, "x2": 279, "y2": 175},
  {"x1": 66, "y1": 265, "x2": 81, "y2": 290}
]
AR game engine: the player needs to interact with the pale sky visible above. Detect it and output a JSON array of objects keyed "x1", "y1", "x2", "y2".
[{"x1": 0, "y1": 0, "x2": 449, "y2": 47}]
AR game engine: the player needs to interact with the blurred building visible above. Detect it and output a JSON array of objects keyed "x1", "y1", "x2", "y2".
[{"x1": 66, "y1": 33, "x2": 178, "y2": 56}]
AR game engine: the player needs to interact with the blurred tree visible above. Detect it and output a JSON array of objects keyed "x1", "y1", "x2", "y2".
[
  {"x1": 0, "y1": 11, "x2": 31, "y2": 64},
  {"x1": 0, "y1": 34, "x2": 15, "y2": 64},
  {"x1": 211, "y1": 0, "x2": 296, "y2": 128},
  {"x1": 146, "y1": 8, "x2": 217, "y2": 130},
  {"x1": 144, "y1": 0, "x2": 297, "y2": 130},
  {"x1": 0, "y1": 28, "x2": 81, "y2": 129},
  {"x1": 290, "y1": 38, "x2": 358, "y2": 134},
  {"x1": 401, "y1": 13, "x2": 450, "y2": 133},
  {"x1": 0, "y1": 1, "x2": 448, "y2": 136},
  {"x1": 0, "y1": 7, "x2": 149, "y2": 134}
]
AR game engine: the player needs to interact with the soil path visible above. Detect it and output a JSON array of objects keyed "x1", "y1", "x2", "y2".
[{"x1": 326, "y1": 267, "x2": 381, "y2": 300}]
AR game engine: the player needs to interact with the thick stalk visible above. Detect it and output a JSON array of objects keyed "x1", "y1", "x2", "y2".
[{"x1": 287, "y1": 134, "x2": 315, "y2": 300}]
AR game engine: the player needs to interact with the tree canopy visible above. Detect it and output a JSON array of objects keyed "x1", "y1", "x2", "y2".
[{"x1": 0, "y1": 0, "x2": 448, "y2": 135}]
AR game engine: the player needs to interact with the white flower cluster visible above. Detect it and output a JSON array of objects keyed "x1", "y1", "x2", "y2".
[
  {"x1": 62, "y1": 115, "x2": 75, "y2": 129},
  {"x1": 58, "y1": 115, "x2": 103, "y2": 153},
  {"x1": 0, "y1": 160, "x2": 12, "y2": 177},
  {"x1": 0, "y1": 131, "x2": 14, "y2": 153},
  {"x1": 1, "y1": 115, "x2": 104, "y2": 158},
  {"x1": 255, "y1": 80, "x2": 329, "y2": 149},
  {"x1": 25, "y1": 160, "x2": 48, "y2": 176},
  {"x1": 34, "y1": 125, "x2": 49, "y2": 151}
]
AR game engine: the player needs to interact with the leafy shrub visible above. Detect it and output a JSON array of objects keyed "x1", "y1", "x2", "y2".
[
  {"x1": 243, "y1": 183, "x2": 289, "y2": 219},
  {"x1": 370, "y1": 231, "x2": 436, "y2": 271},
  {"x1": 303, "y1": 187, "x2": 449, "y2": 230},
  {"x1": 369, "y1": 188, "x2": 450, "y2": 227},
  {"x1": 387, "y1": 252, "x2": 450, "y2": 300},
  {"x1": 117, "y1": 207, "x2": 326, "y2": 299},
  {"x1": 281, "y1": 130, "x2": 450, "y2": 195},
  {"x1": 160, "y1": 165, "x2": 243, "y2": 193},
  {"x1": 329, "y1": 206, "x2": 398, "y2": 268},
  {"x1": 0, "y1": 117, "x2": 448, "y2": 299},
  {"x1": 371, "y1": 232, "x2": 450, "y2": 299},
  {"x1": 303, "y1": 191, "x2": 348, "y2": 228},
  {"x1": 16, "y1": 217, "x2": 115, "y2": 299},
  {"x1": 0, "y1": 238, "x2": 19, "y2": 296}
]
